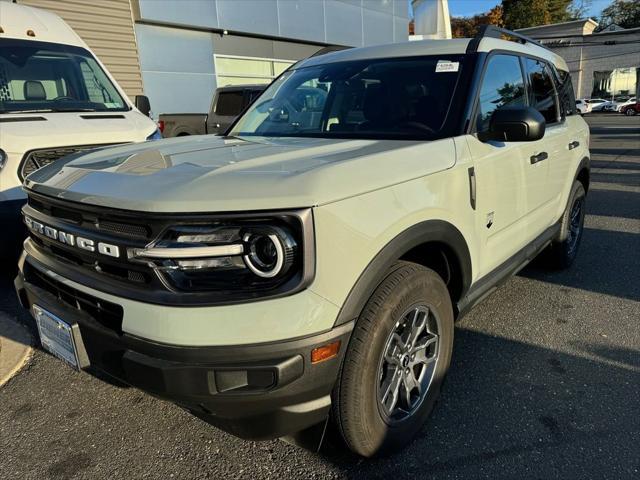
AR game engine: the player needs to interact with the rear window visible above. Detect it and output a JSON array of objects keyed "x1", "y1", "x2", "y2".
[
  {"x1": 524, "y1": 58, "x2": 560, "y2": 124},
  {"x1": 215, "y1": 91, "x2": 244, "y2": 116}
]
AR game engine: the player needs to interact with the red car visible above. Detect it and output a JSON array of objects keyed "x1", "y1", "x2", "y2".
[{"x1": 621, "y1": 103, "x2": 639, "y2": 116}]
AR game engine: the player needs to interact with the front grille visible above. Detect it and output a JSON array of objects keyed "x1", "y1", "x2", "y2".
[
  {"x1": 24, "y1": 262, "x2": 124, "y2": 335},
  {"x1": 23, "y1": 191, "x2": 310, "y2": 306},
  {"x1": 19, "y1": 144, "x2": 116, "y2": 180}
]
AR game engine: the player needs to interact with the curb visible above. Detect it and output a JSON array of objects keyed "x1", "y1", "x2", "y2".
[{"x1": 0, "y1": 314, "x2": 33, "y2": 388}]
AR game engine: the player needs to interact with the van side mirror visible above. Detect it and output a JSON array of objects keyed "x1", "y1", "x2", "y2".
[
  {"x1": 487, "y1": 106, "x2": 545, "y2": 142},
  {"x1": 135, "y1": 95, "x2": 151, "y2": 117}
]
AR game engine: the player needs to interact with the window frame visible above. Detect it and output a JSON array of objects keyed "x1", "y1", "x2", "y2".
[{"x1": 469, "y1": 49, "x2": 566, "y2": 135}]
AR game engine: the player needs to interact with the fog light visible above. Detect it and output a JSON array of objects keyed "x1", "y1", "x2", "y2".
[{"x1": 311, "y1": 341, "x2": 341, "y2": 364}]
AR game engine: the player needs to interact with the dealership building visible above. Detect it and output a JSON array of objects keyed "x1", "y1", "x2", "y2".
[
  {"x1": 12, "y1": 0, "x2": 409, "y2": 116},
  {"x1": 518, "y1": 19, "x2": 640, "y2": 100}
]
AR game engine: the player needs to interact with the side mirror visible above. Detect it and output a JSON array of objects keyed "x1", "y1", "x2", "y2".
[
  {"x1": 135, "y1": 95, "x2": 151, "y2": 117},
  {"x1": 487, "y1": 106, "x2": 545, "y2": 142}
]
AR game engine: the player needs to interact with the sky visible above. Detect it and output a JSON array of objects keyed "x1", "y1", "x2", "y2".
[{"x1": 411, "y1": 0, "x2": 613, "y2": 20}]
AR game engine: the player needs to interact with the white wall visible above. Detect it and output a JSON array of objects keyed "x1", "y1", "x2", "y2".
[
  {"x1": 137, "y1": 0, "x2": 409, "y2": 46},
  {"x1": 136, "y1": 0, "x2": 410, "y2": 116},
  {"x1": 135, "y1": 24, "x2": 217, "y2": 116}
]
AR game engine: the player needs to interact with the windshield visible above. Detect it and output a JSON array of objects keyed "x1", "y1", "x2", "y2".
[
  {"x1": 230, "y1": 55, "x2": 465, "y2": 140},
  {"x1": 0, "y1": 39, "x2": 128, "y2": 113}
]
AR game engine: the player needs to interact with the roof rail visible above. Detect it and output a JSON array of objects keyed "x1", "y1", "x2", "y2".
[{"x1": 466, "y1": 25, "x2": 544, "y2": 53}]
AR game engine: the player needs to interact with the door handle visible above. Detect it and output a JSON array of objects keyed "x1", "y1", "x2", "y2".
[
  {"x1": 568, "y1": 141, "x2": 580, "y2": 150},
  {"x1": 530, "y1": 152, "x2": 548, "y2": 164}
]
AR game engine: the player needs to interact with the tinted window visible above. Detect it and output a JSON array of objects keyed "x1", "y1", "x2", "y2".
[
  {"x1": 215, "y1": 91, "x2": 244, "y2": 116},
  {"x1": 476, "y1": 54, "x2": 526, "y2": 132},
  {"x1": 231, "y1": 55, "x2": 465, "y2": 140},
  {"x1": 555, "y1": 69, "x2": 577, "y2": 117},
  {"x1": 525, "y1": 58, "x2": 559, "y2": 124}
]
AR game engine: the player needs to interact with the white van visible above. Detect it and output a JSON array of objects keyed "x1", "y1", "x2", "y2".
[{"x1": 0, "y1": 2, "x2": 159, "y2": 257}]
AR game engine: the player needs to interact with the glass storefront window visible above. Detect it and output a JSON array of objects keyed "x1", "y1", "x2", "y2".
[
  {"x1": 592, "y1": 67, "x2": 639, "y2": 101},
  {"x1": 215, "y1": 55, "x2": 295, "y2": 88}
]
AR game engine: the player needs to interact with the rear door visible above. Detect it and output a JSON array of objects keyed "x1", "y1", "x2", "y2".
[{"x1": 521, "y1": 57, "x2": 567, "y2": 235}]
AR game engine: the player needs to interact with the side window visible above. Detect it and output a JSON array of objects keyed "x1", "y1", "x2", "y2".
[
  {"x1": 525, "y1": 58, "x2": 559, "y2": 124},
  {"x1": 555, "y1": 68, "x2": 577, "y2": 117},
  {"x1": 476, "y1": 54, "x2": 527, "y2": 132}
]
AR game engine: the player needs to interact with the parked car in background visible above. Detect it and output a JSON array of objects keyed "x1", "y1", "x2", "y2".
[
  {"x1": 616, "y1": 97, "x2": 636, "y2": 112},
  {"x1": 575, "y1": 98, "x2": 590, "y2": 114},
  {"x1": 0, "y1": 2, "x2": 159, "y2": 260},
  {"x1": 587, "y1": 98, "x2": 608, "y2": 111},
  {"x1": 620, "y1": 102, "x2": 639, "y2": 116},
  {"x1": 159, "y1": 85, "x2": 266, "y2": 137}
]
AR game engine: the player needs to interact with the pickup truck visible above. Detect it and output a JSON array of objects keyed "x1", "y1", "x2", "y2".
[{"x1": 159, "y1": 84, "x2": 265, "y2": 137}]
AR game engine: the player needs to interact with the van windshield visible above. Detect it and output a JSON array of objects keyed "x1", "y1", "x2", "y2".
[
  {"x1": 0, "y1": 39, "x2": 128, "y2": 114},
  {"x1": 230, "y1": 55, "x2": 465, "y2": 140}
]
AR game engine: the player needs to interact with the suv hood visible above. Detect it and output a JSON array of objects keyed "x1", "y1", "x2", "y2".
[{"x1": 26, "y1": 135, "x2": 456, "y2": 212}]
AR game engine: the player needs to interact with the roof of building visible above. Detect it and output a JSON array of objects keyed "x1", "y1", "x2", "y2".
[{"x1": 517, "y1": 18, "x2": 599, "y2": 32}]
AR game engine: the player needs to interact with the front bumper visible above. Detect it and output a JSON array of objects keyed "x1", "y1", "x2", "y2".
[{"x1": 15, "y1": 256, "x2": 353, "y2": 440}]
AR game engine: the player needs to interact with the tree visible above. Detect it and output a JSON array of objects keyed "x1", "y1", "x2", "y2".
[
  {"x1": 600, "y1": 0, "x2": 640, "y2": 29},
  {"x1": 501, "y1": 0, "x2": 591, "y2": 30},
  {"x1": 451, "y1": 6, "x2": 504, "y2": 38}
]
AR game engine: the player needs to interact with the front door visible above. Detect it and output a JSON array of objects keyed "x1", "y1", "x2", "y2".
[{"x1": 467, "y1": 53, "x2": 532, "y2": 276}]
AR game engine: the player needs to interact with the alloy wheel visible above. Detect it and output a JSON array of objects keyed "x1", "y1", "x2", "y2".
[
  {"x1": 376, "y1": 305, "x2": 441, "y2": 423},
  {"x1": 566, "y1": 196, "x2": 584, "y2": 255}
]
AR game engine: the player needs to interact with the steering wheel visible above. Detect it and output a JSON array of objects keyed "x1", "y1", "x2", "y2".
[
  {"x1": 53, "y1": 96, "x2": 75, "y2": 101},
  {"x1": 402, "y1": 121, "x2": 435, "y2": 134}
]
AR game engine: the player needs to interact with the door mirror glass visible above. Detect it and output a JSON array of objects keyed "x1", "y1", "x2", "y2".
[
  {"x1": 488, "y1": 106, "x2": 546, "y2": 142},
  {"x1": 135, "y1": 95, "x2": 151, "y2": 116}
]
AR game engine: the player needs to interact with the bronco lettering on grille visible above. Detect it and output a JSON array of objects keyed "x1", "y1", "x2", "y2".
[{"x1": 24, "y1": 215, "x2": 120, "y2": 258}]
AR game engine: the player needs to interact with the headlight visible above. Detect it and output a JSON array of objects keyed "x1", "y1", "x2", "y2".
[
  {"x1": 128, "y1": 210, "x2": 314, "y2": 300},
  {"x1": 146, "y1": 128, "x2": 162, "y2": 141},
  {"x1": 243, "y1": 226, "x2": 296, "y2": 278}
]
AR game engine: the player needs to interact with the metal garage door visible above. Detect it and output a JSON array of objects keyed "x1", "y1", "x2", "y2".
[{"x1": 17, "y1": 0, "x2": 143, "y2": 98}]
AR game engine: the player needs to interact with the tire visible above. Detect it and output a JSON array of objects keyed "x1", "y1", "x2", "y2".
[
  {"x1": 547, "y1": 181, "x2": 586, "y2": 269},
  {"x1": 332, "y1": 261, "x2": 454, "y2": 457},
  {"x1": 625, "y1": 108, "x2": 637, "y2": 116}
]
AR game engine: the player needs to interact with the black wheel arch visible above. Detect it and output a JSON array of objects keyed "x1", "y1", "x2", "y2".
[
  {"x1": 333, "y1": 220, "x2": 472, "y2": 326},
  {"x1": 575, "y1": 156, "x2": 590, "y2": 192}
]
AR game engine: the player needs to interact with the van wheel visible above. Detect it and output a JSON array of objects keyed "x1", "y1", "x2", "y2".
[
  {"x1": 548, "y1": 181, "x2": 586, "y2": 269},
  {"x1": 332, "y1": 261, "x2": 454, "y2": 457}
]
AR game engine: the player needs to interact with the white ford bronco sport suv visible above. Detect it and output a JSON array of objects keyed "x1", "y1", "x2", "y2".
[{"x1": 15, "y1": 27, "x2": 589, "y2": 457}]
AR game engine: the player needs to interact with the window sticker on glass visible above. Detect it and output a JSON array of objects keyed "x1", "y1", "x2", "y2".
[{"x1": 435, "y1": 60, "x2": 459, "y2": 73}]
